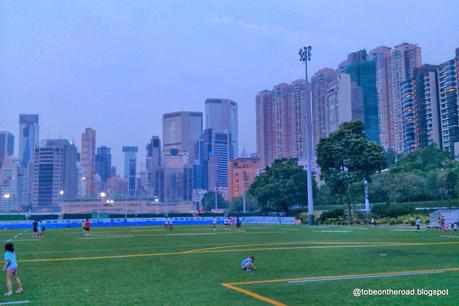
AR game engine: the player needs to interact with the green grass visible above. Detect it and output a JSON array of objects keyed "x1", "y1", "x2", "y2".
[{"x1": 0, "y1": 224, "x2": 458, "y2": 305}]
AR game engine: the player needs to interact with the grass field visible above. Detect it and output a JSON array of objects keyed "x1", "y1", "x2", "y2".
[{"x1": 0, "y1": 224, "x2": 458, "y2": 305}]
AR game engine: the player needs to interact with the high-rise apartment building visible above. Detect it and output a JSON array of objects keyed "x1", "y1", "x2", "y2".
[
  {"x1": 256, "y1": 90, "x2": 273, "y2": 167},
  {"x1": 401, "y1": 65, "x2": 440, "y2": 153},
  {"x1": 0, "y1": 131, "x2": 14, "y2": 169},
  {"x1": 437, "y1": 48, "x2": 459, "y2": 153},
  {"x1": 122, "y1": 146, "x2": 138, "y2": 197},
  {"x1": 311, "y1": 68, "x2": 337, "y2": 151},
  {"x1": 370, "y1": 46, "x2": 394, "y2": 149},
  {"x1": 162, "y1": 111, "x2": 203, "y2": 163},
  {"x1": 327, "y1": 73, "x2": 364, "y2": 133},
  {"x1": 29, "y1": 139, "x2": 78, "y2": 211},
  {"x1": 81, "y1": 128, "x2": 96, "y2": 196},
  {"x1": 19, "y1": 114, "x2": 39, "y2": 168},
  {"x1": 255, "y1": 79, "x2": 309, "y2": 167},
  {"x1": 391, "y1": 43, "x2": 422, "y2": 152},
  {"x1": 205, "y1": 98, "x2": 238, "y2": 158}
]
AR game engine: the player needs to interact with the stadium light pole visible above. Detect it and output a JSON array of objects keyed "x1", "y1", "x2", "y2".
[{"x1": 299, "y1": 46, "x2": 314, "y2": 225}]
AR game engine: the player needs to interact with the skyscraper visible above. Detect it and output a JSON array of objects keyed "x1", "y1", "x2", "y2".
[
  {"x1": 30, "y1": 139, "x2": 78, "y2": 211},
  {"x1": 437, "y1": 48, "x2": 459, "y2": 154},
  {"x1": 0, "y1": 131, "x2": 14, "y2": 169},
  {"x1": 163, "y1": 149, "x2": 193, "y2": 203},
  {"x1": 95, "y1": 146, "x2": 112, "y2": 185},
  {"x1": 391, "y1": 43, "x2": 422, "y2": 152},
  {"x1": 19, "y1": 114, "x2": 39, "y2": 168},
  {"x1": 369, "y1": 46, "x2": 394, "y2": 149},
  {"x1": 146, "y1": 136, "x2": 162, "y2": 197},
  {"x1": 122, "y1": 146, "x2": 138, "y2": 197},
  {"x1": 344, "y1": 50, "x2": 380, "y2": 143},
  {"x1": 255, "y1": 80, "x2": 310, "y2": 167},
  {"x1": 401, "y1": 65, "x2": 440, "y2": 153},
  {"x1": 0, "y1": 156, "x2": 20, "y2": 212},
  {"x1": 327, "y1": 73, "x2": 364, "y2": 131},
  {"x1": 255, "y1": 90, "x2": 273, "y2": 167},
  {"x1": 194, "y1": 128, "x2": 234, "y2": 194},
  {"x1": 311, "y1": 68, "x2": 337, "y2": 151},
  {"x1": 205, "y1": 98, "x2": 238, "y2": 158},
  {"x1": 162, "y1": 111, "x2": 203, "y2": 162},
  {"x1": 81, "y1": 128, "x2": 96, "y2": 196}
]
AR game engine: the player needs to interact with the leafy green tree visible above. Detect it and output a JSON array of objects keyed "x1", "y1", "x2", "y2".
[
  {"x1": 201, "y1": 191, "x2": 228, "y2": 211},
  {"x1": 317, "y1": 121, "x2": 387, "y2": 224},
  {"x1": 390, "y1": 145, "x2": 450, "y2": 173},
  {"x1": 228, "y1": 193, "x2": 259, "y2": 212},
  {"x1": 249, "y1": 158, "x2": 315, "y2": 212}
]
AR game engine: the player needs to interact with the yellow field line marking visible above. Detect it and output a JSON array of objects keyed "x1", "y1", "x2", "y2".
[
  {"x1": 225, "y1": 267, "x2": 459, "y2": 286},
  {"x1": 222, "y1": 283, "x2": 286, "y2": 306},
  {"x1": 19, "y1": 241, "x2": 459, "y2": 263},
  {"x1": 221, "y1": 267, "x2": 459, "y2": 305},
  {"x1": 182, "y1": 241, "x2": 402, "y2": 254}
]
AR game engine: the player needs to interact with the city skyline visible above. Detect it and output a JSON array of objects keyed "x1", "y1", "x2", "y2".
[{"x1": 1, "y1": 0, "x2": 458, "y2": 170}]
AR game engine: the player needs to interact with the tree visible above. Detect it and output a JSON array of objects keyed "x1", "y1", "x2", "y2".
[
  {"x1": 201, "y1": 191, "x2": 228, "y2": 212},
  {"x1": 317, "y1": 121, "x2": 387, "y2": 224},
  {"x1": 249, "y1": 158, "x2": 315, "y2": 212},
  {"x1": 228, "y1": 193, "x2": 259, "y2": 212}
]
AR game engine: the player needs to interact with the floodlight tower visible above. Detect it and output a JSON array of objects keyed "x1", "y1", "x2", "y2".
[{"x1": 299, "y1": 46, "x2": 314, "y2": 225}]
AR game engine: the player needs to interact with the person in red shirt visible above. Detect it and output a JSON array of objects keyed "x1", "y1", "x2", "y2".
[{"x1": 84, "y1": 219, "x2": 91, "y2": 236}]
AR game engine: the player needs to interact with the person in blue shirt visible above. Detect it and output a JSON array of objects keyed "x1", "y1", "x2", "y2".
[
  {"x1": 2, "y1": 242, "x2": 23, "y2": 296},
  {"x1": 241, "y1": 256, "x2": 256, "y2": 272}
]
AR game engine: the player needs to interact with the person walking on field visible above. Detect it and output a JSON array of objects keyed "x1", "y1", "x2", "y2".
[
  {"x1": 415, "y1": 217, "x2": 421, "y2": 231},
  {"x1": 2, "y1": 242, "x2": 23, "y2": 296},
  {"x1": 32, "y1": 220, "x2": 38, "y2": 238}
]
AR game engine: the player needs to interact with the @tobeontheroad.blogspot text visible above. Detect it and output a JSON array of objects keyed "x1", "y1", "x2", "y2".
[{"x1": 353, "y1": 288, "x2": 449, "y2": 297}]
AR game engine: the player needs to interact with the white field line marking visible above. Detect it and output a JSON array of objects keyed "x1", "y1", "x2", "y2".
[
  {"x1": 244, "y1": 231, "x2": 288, "y2": 234},
  {"x1": 0, "y1": 300, "x2": 30, "y2": 305},
  {"x1": 314, "y1": 230, "x2": 352, "y2": 233},
  {"x1": 77, "y1": 231, "x2": 245, "y2": 240},
  {"x1": 5, "y1": 230, "x2": 28, "y2": 243},
  {"x1": 392, "y1": 229, "x2": 425, "y2": 232},
  {"x1": 288, "y1": 270, "x2": 444, "y2": 283},
  {"x1": 440, "y1": 235, "x2": 459, "y2": 238}
]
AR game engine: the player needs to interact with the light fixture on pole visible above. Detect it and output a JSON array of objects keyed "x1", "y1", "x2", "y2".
[{"x1": 299, "y1": 45, "x2": 314, "y2": 225}]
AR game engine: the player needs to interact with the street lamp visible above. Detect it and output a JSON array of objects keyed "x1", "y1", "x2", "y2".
[
  {"x1": 2, "y1": 193, "x2": 11, "y2": 199},
  {"x1": 299, "y1": 46, "x2": 314, "y2": 225},
  {"x1": 100, "y1": 192, "x2": 107, "y2": 198}
]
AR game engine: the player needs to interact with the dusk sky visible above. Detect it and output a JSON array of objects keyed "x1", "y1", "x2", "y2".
[{"x1": 1, "y1": 0, "x2": 458, "y2": 170}]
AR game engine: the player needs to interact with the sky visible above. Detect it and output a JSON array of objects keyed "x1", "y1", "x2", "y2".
[{"x1": 1, "y1": 0, "x2": 458, "y2": 171}]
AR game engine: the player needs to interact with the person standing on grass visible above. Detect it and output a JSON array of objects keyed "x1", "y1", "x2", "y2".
[
  {"x1": 241, "y1": 256, "x2": 256, "y2": 272},
  {"x1": 223, "y1": 216, "x2": 228, "y2": 230},
  {"x1": 2, "y1": 242, "x2": 23, "y2": 296},
  {"x1": 212, "y1": 217, "x2": 217, "y2": 231},
  {"x1": 32, "y1": 220, "x2": 38, "y2": 238},
  {"x1": 415, "y1": 217, "x2": 421, "y2": 231},
  {"x1": 168, "y1": 217, "x2": 173, "y2": 231},
  {"x1": 84, "y1": 219, "x2": 91, "y2": 236},
  {"x1": 37, "y1": 220, "x2": 43, "y2": 238},
  {"x1": 236, "y1": 216, "x2": 241, "y2": 230},
  {"x1": 228, "y1": 217, "x2": 233, "y2": 229}
]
